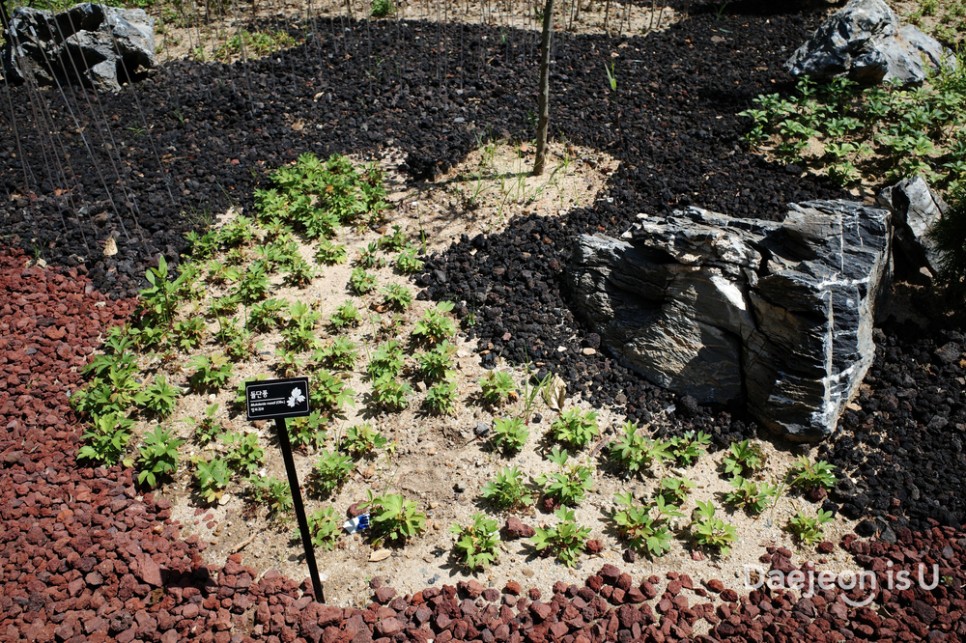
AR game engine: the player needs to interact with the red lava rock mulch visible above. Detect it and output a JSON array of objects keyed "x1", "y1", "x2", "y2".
[{"x1": 1, "y1": 243, "x2": 964, "y2": 642}]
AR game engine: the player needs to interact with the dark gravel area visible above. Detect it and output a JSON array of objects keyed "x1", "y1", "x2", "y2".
[{"x1": 1, "y1": 3, "x2": 964, "y2": 640}]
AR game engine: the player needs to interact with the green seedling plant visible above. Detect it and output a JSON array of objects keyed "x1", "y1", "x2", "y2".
[
  {"x1": 369, "y1": 374, "x2": 412, "y2": 412},
  {"x1": 135, "y1": 374, "x2": 181, "y2": 418},
  {"x1": 424, "y1": 378, "x2": 458, "y2": 415},
  {"x1": 308, "y1": 507, "x2": 342, "y2": 550},
  {"x1": 79, "y1": 345, "x2": 136, "y2": 379},
  {"x1": 787, "y1": 456, "x2": 837, "y2": 493},
  {"x1": 548, "y1": 409, "x2": 599, "y2": 452},
  {"x1": 381, "y1": 284, "x2": 413, "y2": 311},
  {"x1": 248, "y1": 476, "x2": 293, "y2": 520},
  {"x1": 224, "y1": 248, "x2": 245, "y2": 266},
  {"x1": 71, "y1": 365, "x2": 141, "y2": 416},
  {"x1": 247, "y1": 298, "x2": 287, "y2": 333},
  {"x1": 355, "y1": 242, "x2": 384, "y2": 269},
  {"x1": 371, "y1": 0, "x2": 393, "y2": 18},
  {"x1": 258, "y1": 235, "x2": 299, "y2": 269},
  {"x1": 489, "y1": 417, "x2": 529, "y2": 455},
  {"x1": 218, "y1": 215, "x2": 256, "y2": 248},
  {"x1": 348, "y1": 267, "x2": 377, "y2": 295},
  {"x1": 283, "y1": 257, "x2": 315, "y2": 287},
  {"x1": 173, "y1": 260, "x2": 205, "y2": 301},
  {"x1": 787, "y1": 509, "x2": 834, "y2": 546},
  {"x1": 77, "y1": 412, "x2": 134, "y2": 466},
  {"x1": 451, "y1": 513, "x2": 500, "y2": 572},
  {"x1": 723, "y1": 439, "x2": 767, "y2": 478},
  {"x1": 414, "y1": 340, "x2": 456, "y2": 382},
  {"x1": 214, "y1": 317, "x2": 254, "y2": 361},
  {"x1": 137, "y1": 255, "x2": 182, "y2": 329},
  {"x1": 81, "y1": 331, "x2": 136, "y2": 377},
  {"x1": 330, "y1": 302, "x2": 362, "y2": 329},
  {"x1": 280, "y1": 302, "x2": 321, "y2": 352},
  {"x1": 136, "y1": 425, "x2": 184, "y2": 489},
  {"x1": 222, "y1": 432, "x2": 265, "y2": 476},
  {"x1": 691, "y1": 500, "x2": 737, "y2": 556},
  {"x1": 411, "y1": 301, "x2": 457, "y2": 345},
  {"x1": 604, "y1": 60, "x2": 618, "y2": 92},
  {"x1": 479, "y1": 370, "x2": 518, "y2": 407},
  {"x1": 531, "y1": 508, "x2": 591, "y2": 568},
  {"x1": 274, "y1": 348, "x2": 306, "y2": 378},
  {"x1": 186, "y1": 230, "x2": 220, "y2": 260},
  {"x1": 315, "y1": 240, "x2": 348, "y2": 265},
  {"x1": 608, "y1": 421, "x2": 669, "y2": 475},
  {"x1": 234, "y1": 261, "x2": 270, "y2": 304},
  {"x1": 172, "y1": 316, "x2": 206, "y2": 351},
  {"x1": 309, "y1": 450, "x2": 354, "y2": 497},
  {"x1": 190, "y1": 403, "x2": 225, "y2": 445},
  {"x1": 288, "y1": 411, "x2": 328, "y2": 451},
  {"x1": 363, "y1": 491, "x2": 426, "y2": 545},
  {"x1": 340, "y1": 423, "x2": 388, "y2": 459},
  {"x1": 655, "y1": 476, "x2": 694, "y2": 507},
  {"x1": 188, "y1": 353, "x2": 234, "y2": 393},
  {"x1": 724, "y1": 476, "x2": 779, "y2": 515},
  {"x1": 310, "y1": 370, "x2": 355, "y2": 417},
  {"x1": 536, "y1": 447, "x2": 594, "y2": 507},
  {"x1": 611, "y1": 492, "x2": 682, "y2": 558},
  {"x1": 481, "y1": 466, "x2": 533, "y2": 510},
  {"x1": 313, "y1": 337, "x2": 359, "y2": 371},
  {"x1": 519, "y1": 370, "x2": 552, "y2": 424},
  {"x1": 367, "y1": 340, "x2": 405, "y2": 379},
  {"x1": 667, "y1": 430, "x2": 711, "y2": 466},
  {"x1": 379, "y1": 225, "x2": 408, "y2": 251},
  {"x1": 194, "y1": 456, "x2": 231, "y2": 504},
  {"x1": 394, "y1": 244, "x2": 424, "y2": 274},
  {"x1": 208, "y1": 295, "x2": 239, "y2": 318}
]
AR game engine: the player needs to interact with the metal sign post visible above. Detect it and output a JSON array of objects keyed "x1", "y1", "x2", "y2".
[{"x1": 245, "y1": 377, "x2": 324, "y2": 604}]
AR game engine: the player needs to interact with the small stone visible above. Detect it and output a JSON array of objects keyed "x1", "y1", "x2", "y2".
[
  {"x1": 374, "y1": 586, "x2": 396, "y2": 604},
  {"x1": 502, "y1": 517, "x2": 535, "y2": 540}
]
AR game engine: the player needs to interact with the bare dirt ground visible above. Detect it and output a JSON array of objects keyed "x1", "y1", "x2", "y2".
[{"x1": 153, "y1": 0, "x2": 679, "y2": 62}]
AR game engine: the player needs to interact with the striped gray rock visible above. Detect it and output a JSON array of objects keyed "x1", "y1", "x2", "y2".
[
  {"x1": 567, "y1": 201, "x2": 892, "y2": 442},
  {"x1": 785, "y1": 0, "x2": 953, "y2": 86},
  {"x1": 2, "y1": 3, "x2": 154, "y2": 92},
  {"x1": 878, "y1": 176, "x2": 946, "y2": 278}
]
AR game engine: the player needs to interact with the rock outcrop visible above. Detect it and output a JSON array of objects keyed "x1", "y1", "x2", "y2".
[
  {"x1": 785, "y1": 0, "x2": 953, "y2": 86},
  {"x1": 568, "y1": 201, "x2": 892, "y2": 442},
  {"x1": 878, "y1": 176, "x2": 946, "y2": 278},
  {"x1": 2, "y1": 3, "x2": 155, "y2": 92}
]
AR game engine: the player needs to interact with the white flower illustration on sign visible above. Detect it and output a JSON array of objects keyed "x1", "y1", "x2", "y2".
[{"x1": 287, "y1": 387, "x2": 306, "y2": 408}]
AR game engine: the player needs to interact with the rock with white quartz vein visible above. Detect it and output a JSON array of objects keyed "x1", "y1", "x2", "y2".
[{"x1": 567, "y1": 201, "x2": 892, "y2": 442}]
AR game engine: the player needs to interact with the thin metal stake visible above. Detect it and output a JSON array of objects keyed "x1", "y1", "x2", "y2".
[{"x1": 274, "y1": 417, "x2": 325, "y2": 604}]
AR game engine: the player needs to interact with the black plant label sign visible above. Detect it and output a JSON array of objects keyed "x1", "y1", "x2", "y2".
[{"x1": 245, "y1": 377, "x2": 310, "y2": 420}]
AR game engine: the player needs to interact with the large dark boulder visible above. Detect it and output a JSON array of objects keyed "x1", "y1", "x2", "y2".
[
  {"x1": 878, "y1": 176, "x2": 946, "y2": 278},
  {"x1": 567, "y1": 201, "x2": 892, "y2": 442},
  {"x1": 785, "y1": 0, "x2": 953, "y2": 86},
  {"x1": 2, "y1": 3, "x2": 154, "y2": 92}
]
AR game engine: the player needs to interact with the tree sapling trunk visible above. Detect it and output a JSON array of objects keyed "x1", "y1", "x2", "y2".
[{"x1": 533, "y1": 0, "x2": 555, "y2": 176}]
